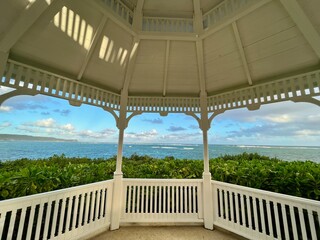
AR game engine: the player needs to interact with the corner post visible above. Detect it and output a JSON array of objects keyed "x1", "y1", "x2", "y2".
[
  {"x1": 110, "y1": 90, "x2": 128, "y2": 230},
  {"x1": 200, "y1": 92, "x2": 214, "y2": 230}
]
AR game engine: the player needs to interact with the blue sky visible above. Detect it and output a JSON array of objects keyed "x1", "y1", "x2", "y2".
[{"x1": 0, "y1": 86, "x2": 319, "y2": 146}]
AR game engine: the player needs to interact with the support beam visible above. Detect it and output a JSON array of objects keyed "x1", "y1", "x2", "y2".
[
  {"x1": 232, "y1": 22, "x2": 252, "y2": 86},
  {"x1": 201, "y1": 0, "x2": 271, "y2": 39},
  {"x1": 122, "y1": 38, "x2": 140, "y2": 92},
  {"x1": 193, "y1": 0, "x2": 203, "y2": 34},
  {"x1": 132, "y1": 0, "x2": 144, "y2": 31},
  {"x1": 196, "y1": 41, "x2": 206, "y2": 93},
  {"x1": 0, "y1": 52, "x2": 9, "y2": 79},
  {"x1": 280, "y1": 0, "x2": 320, "y2": 59},
  {"x1": 77, "y1": 15, "x2": 108, "y2": 80},
  {"x1": 0, "y1": 0, "x2": 65, "y2": 53},
  {"x1": 163, "y1": 40, "x2": 170, "y2": 96},
  {"x1": 199, "y1": 92, "x2": 213, "y2": 230}
]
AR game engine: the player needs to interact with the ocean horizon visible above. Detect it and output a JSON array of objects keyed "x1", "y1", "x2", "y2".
[{"x1": 0, "y1": 141, "x2": 319, "y2": 163}]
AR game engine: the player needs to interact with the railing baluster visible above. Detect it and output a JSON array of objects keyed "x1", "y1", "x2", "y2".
[
  {"x1": 307, "y1": 207, "x2": 317, "y2": 240},
  {"x1": 298, "y1": 207, "x2": 308, "y2": 239},
  {"x1": 34, "y1": 202, "x2": 45, "y2": 239},
  {"x1": 16, "y1": 206, "x2": 27, "y2": 239}
]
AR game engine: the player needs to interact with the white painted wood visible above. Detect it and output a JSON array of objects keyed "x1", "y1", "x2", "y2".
[
  {"x1": 77, "y1": 15, "x2": 107, "y2": 80},
  {"x1": 202, "y1": 0, "x2": 272, "y2": 39},
  {"x1": 232, "y1": 21, "x2": 252, "y2": 85},
  {"x1": 0, "y1": 0, "x2": 64, "y2": 52},
  {"x1": 212, "y1": 180, "x2": 320, "y2": 240},
  {"x1": 163, "y1": 40, "x2": 170, "y2": 96},
  {"x1": 280, "y1": 0, "x2": 320, "y2": 59}
]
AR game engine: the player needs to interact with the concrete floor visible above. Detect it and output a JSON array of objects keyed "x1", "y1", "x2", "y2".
[{"x1": 89, "y1": 226, "x2": 242, "y2": 240}]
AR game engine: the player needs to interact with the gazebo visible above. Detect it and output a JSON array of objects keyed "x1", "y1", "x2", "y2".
[{"x1": 0, "y1": 0, "x2": 320, "y2": 239}]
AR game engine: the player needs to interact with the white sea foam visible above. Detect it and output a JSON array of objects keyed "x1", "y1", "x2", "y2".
[{"x1": 183, "y1": 147, "x2": 194, "y2": 150}]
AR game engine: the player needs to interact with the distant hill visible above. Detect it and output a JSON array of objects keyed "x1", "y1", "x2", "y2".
[{"x1": 0, "y1": 134, "x2": 77, "y2": 142}]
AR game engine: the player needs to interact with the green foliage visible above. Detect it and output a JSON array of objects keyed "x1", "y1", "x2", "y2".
[{"x1": 0, "y1": 153, "x2": 319, "y2": 201}]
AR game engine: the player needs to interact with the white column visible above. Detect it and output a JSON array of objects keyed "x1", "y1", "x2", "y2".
[
  {"x1": 199, "y1": 92, "x2": 214, "y2": 230},
  {"x1": 110, "y1": 91, "x2": 128, "y2": 230}
]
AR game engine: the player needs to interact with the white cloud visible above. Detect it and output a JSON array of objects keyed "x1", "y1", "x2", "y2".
[
  {"x1": 61, "y1": 123, "x2": 75, "y2": 131},
  {"x1": 17, "y1": 118, "x2": 117, "y2": 141},
  {"x1": 264, "y1": 114, "x2": 292, "y2": 123},
  {"x1": 0, "y1": 106, "x2": 12, "y2": 112},
  {"x1": 33, "y1": 118, "x2": 56, "y2": 128},
  {"x1": 0, "y1": 121, "x2": 11, "y2": 129},
  {"x1": 125, "y1": 129, "x2": 158, "y2": 142}
]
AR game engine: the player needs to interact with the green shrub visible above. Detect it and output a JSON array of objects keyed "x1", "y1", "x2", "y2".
[{"x1": 0, "y1": 153, "x2": 319, "y2": 201}]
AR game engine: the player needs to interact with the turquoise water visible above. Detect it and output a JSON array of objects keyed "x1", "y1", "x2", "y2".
[{"x1": 0, "y1": 141, "x2": 319, "y2": 162}]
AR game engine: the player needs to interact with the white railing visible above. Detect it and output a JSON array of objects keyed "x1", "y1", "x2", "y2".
[
  {"x1": 101, "y1": 0, "x2": 134, "y2": 25},
  {"x1": 122, "y1": 179, "x2": 203, "y2": 223},
  {"x1": 1, "y1": 177, "x2": 319, "y2": 239},
  {"x1": 203, "y1": 0, "x2": 253, "y2": 29},
  {"x1": 1, "y1": 60, "x2": 121, "y2": 111},
  {"x1": 142, "y1": 17, "x2": 194, "y2": 33},
  {"x1": 207, "y1": 69, "x2": 320, "y2": 112},
  {"x1": 212, "y1": 180, "x2": 320, "y2": 240},
  {"x1": 0, "y1": 180, "x2": 113, "y2": 240}
]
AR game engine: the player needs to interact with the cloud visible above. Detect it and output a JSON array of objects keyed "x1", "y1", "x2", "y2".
[
  {"x1": 41, "y1": 112, "x2": 50, "y2": 116},
  {"x1": 9, "y1": 103, "x2": 47, "y2": 110},
  {"x1": 160, "y1": 132, "x2": 202, "y2": 143},
  {"x1": 125, "y1": 129, "x2": 158, "y2": 141},
  {"x1": 167, "y1": 126, "x2": 186, "y2": 132},
  {"x1": 0, "y1": 121, "x2": 11, "y2": 129},
  {"x1": 17, "y1": 118, "x2": 117, "y2": 141},
  {"x1": 78, "y1": 128, "x2": 116, "y2": 138},
  {"x1": 264, "y1": 114, "x2": 292, "y2": 123},
  {"x1": 54, "y1": 109, "x2": 71, "y2": 116},
  {"x1": 32, "y1": 118, "x2": 56, "y2": 128},
  {"x1": 142, "y1": 118, "x2": 163, "y2": 124},
  {"x1": 0, "y1": 106, "x2": 12, "y2": 112},
  {"x1": 189, "y1": 125, "x2": 199, "y2": 130}
]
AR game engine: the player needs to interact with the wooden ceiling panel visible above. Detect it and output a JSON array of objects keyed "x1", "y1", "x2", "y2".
[{"x1": 166, "y1": 41, "x2": 199, "y2": 95}]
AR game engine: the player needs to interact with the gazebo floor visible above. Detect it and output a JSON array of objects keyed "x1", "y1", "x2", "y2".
[{"x1": 89, "y1": 226, "x2": 245, "y2": 240}]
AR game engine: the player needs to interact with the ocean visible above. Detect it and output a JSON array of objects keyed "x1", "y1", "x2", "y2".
[{"x1": 0, "y1": 141, "x2": 319, "y2": 162}]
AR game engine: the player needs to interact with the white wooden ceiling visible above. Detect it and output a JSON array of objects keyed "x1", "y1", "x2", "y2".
[{"x1": 0, "y1": 0, "x2": 319, "y2": 98}]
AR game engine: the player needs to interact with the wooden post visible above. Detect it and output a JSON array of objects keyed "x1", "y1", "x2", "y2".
[
  {"x1": 200, "y1": 92, "x2": 214, "y2": 230},
  {"x1": 110, "y1": 90, "x2": 128, "y2": 230}
]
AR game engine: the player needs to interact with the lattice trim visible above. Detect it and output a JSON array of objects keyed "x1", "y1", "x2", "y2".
[
  {"x1": 207, "y1": 70, "x2": 320, "y2": 112},
  {"x1": 1, "y1": 60, "x2": 121, "y2": 110}
]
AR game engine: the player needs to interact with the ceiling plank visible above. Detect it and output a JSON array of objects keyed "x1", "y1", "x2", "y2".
[
  {"x1": 122, "y1": 38, "x2": 140, "y2": 92},
  {"x1": 163, "y1": 40, "x2": 170, "y2": 96},
  {"x1": 77, "y1": 15, "x2": 108, "y2": 80},
  {"x1": 232, "y1": 22, "x2": 252, "y2": 86},
  {"x1": 201, "y1": 0, "x2": 272, "y2": 40},
  {"x1": 280, "y1": 0, "x2": 320, "y2": 59},
  {"x1": 0, "y1": 0, "x2": 65, "y2": 53}
]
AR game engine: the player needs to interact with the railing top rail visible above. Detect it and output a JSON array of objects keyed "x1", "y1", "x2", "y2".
[
  {"x1": 0, "y1": 179, "x2": 113, "y2": 207},
  {"x1": 123, "y1": 178, "x2": 203, "y2": 183},
  {"x1": 143, "y1": 16, "x2": 194, "y2": 21},
  {"x1": 212, "y1": 180, "x2": 320, "y2": 207}
]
